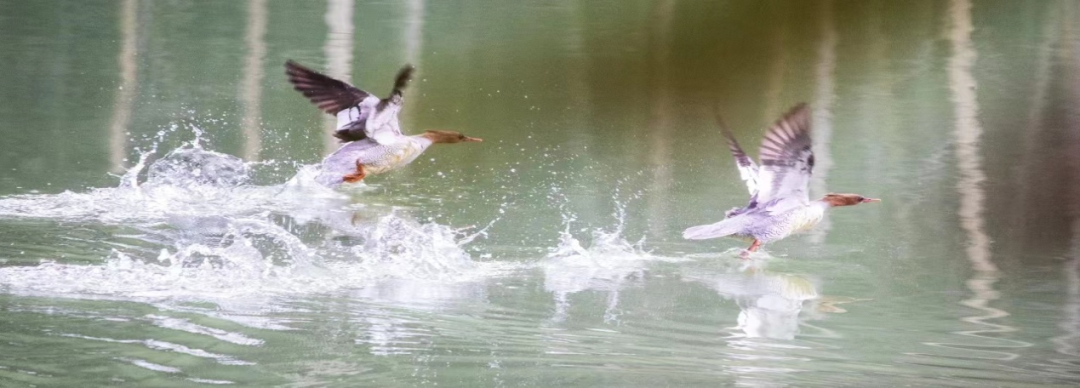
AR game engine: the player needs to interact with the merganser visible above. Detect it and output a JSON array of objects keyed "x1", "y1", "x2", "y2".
[
  {"x1": 285, "y1": 60, "x2": 482, "y2": 185},
  {"x1": 682, "y1": 103, "x2": 879, "y2": 253}
]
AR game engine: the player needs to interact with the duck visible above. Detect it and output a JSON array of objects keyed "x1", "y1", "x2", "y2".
[
  {"x1": 285, "y1": 60, "x2": 482, "y2": 186},
  {"x1": 682, "y1": 103, "x2": 879, "y2": 253}
]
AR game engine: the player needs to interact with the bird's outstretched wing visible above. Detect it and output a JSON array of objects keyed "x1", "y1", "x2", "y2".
[
  {"x1": 752, "y1": 104, "x2": 814, "y2": 213},
  {"x1": 717, "y1": 113, "x2": 759, "y2": 197},
  {"x1": 285, "y1": 60, "x2": 370, "y2": 115},
  {"x1": 287, "y1": 61, "x2": 416, "y2": 144}
]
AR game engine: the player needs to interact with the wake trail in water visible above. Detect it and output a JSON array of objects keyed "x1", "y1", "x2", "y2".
[{"x1": 0, "y1": 129, "x2": 510, "y2": 302}]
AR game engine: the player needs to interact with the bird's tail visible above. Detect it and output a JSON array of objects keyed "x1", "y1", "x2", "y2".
[{"x1": 682, "y1": 218, "x2": 746, "y2": 240}]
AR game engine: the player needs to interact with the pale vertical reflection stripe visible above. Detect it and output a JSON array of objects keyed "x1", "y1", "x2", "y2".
[
  {"x1": 403, "y1": 0, "x2": 424, "y2": 66},
  {"x1": 807, "y1": 0, "x2": 836, "y2": 244},
  {"x1": 761, "y1": 6, "x2": 788, "y2": 125},
  {"x1": 1055, "y1": 257, "x2": 1080, "y2": 359},
  {"x1": 647, "y1": 0, "x2": 675, "y2": 237},
  {"x1": 401, "y1": 0, "x2": 424, "y2": 113},
  {"x1": 398, "y1": 0, "x2": 425, "y2": 180},
  {"x1": 240, "y1": 0, "x2": 267, "y2": 161},
  {"x1": 108, "y1": 0, "x2": 138, "y2": 172},
  {"x1": 323, "y1": 0, "x2": 355, "y2": 155},
  {"x1": 562, "y1": 1, "x2": 592, "y2": 173},
  {"x1": 948, "y1": 0, "x2": 995, "y2": 273},
  {"x1": 943, "y1": 0, "x2": 1027, "y2": 361}
]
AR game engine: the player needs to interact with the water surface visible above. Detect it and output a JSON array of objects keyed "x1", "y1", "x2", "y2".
[{"x1": 2, "y1": 0, "x2": 1080, "y2": 386}]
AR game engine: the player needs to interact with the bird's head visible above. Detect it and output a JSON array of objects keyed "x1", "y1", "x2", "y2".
[
  {"x1": 423, "y1": 130, "x2": 483, "y2": 144},
  {"x1": 822, "y1": 193, "x2": 880, "y2": 207}
]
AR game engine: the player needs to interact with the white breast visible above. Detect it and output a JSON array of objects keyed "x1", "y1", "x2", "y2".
[
  {"x1": 364, "y1": 136, "x2": 431, "y2": 174},
  {"x1": 752, "y1": 202, "x2": 828, "y2": 243},
  {"x1": 790, "y1": 204, "x2": 827, "y2": 233}
]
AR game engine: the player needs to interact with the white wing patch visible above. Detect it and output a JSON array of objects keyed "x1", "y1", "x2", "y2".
[
  {"x1": 334, "y1": 95, "x2": 406, "y2": 145},
  {"x1": 751, "y1": 104, "x2": 813, "y2": 213},
  {"x1": 720, "y1": 124, "x2": 760, "y2": 197},
  {"x1": 365, "y1": 103, "x2": 404, "y2": 144}
]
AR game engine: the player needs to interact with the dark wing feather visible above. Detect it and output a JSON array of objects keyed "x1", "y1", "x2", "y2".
[
  {"x1": 376, "y1": 65, "x2": 415, "y2": 112},
  {"x1": 392, "y1": 65, "x2": 414, "y2": 95},
  {"x1": 333, "y1": 120, "x2": 369, "y2": 142},
  {"x1": 285, "y1": 60, "x2": 369, "y2": 115},
  {"x1": 753, "y1": 103, "x2": 814, "y2": 210}
]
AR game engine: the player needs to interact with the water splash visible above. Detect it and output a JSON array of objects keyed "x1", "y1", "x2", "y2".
[
  {"x1": 147, "y1": 146, "x2": 250, "y2": 188},
  {"x1": 0, "y1": 132, "x2": 503, "y2": 303},
  {"x1": 542, "y1": 198, "x2": 681, "y2": 323}
]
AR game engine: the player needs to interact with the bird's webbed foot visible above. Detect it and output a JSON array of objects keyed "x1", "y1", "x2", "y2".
[{"x1": 343, "y1": 160, "x2": 367, "y2": 183}]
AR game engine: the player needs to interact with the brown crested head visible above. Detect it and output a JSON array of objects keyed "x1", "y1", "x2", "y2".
[
  {"x1": 423, "y1": 130, "x2": 483, "y2": 144},
  {"x1": 821, "y1": 193, "x2": 881, "y2": 207}
]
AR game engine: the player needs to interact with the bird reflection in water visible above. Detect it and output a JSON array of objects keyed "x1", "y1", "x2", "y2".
[{"x1": 681, "y1": 258, "x2": 862, "y2": 340}]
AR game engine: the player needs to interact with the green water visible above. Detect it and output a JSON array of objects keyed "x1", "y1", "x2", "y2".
[{"x1": 2, "y1": 0, "x2": 1080, "y2": 386}]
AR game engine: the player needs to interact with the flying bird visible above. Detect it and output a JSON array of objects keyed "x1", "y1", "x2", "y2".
[
  {"x1": 285, "y1": 60, "x2": 482, "y2": 185},
  {"x1": 682, "y1": 104, "x2": 879, "y2": 253}
]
